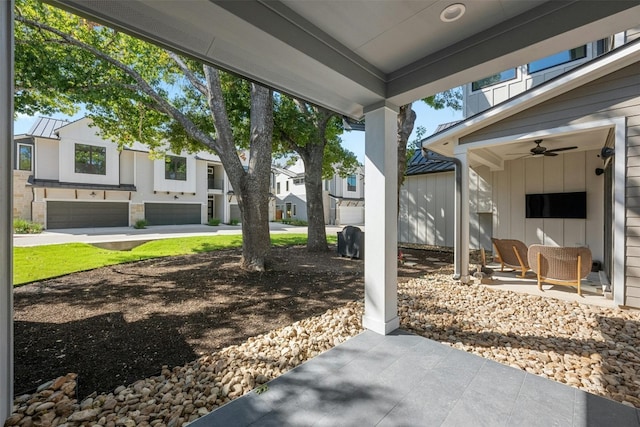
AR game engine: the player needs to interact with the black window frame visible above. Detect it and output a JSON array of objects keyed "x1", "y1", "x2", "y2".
[
  {"x1": 17, "y1": 143, "x2": 33, "y2": 171},
  {"x1": 471, "y1": 68, "x2": 517, "y2": 92},
  {"x1": 347, "y1": 174, "x2": 357, "y2": 192},
  {"x1": 74, "y1": 143, "x2": 106, "y2": 175},
  {"x1": 165, "y1": 155, "x2": 187, "y2": 181},
  {"x1": 527, "y1": 45, "x2": 587, "y2": 74}
]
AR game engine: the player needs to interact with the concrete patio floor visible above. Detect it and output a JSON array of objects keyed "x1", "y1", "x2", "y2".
[
  {"x1": 480, "y1": 262, "x2": 615, "y2": 309},
  {"x1": 189, "y1": 330, "x2": 640, "y2": 427}
]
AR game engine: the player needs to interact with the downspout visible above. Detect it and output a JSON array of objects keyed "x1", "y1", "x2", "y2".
[{"x1": 422, "y1": 148, "x2": 463, "y2": 280}]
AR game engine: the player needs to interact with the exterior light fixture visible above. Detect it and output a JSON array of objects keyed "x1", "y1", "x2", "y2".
[
  {"x1": 440, "y1": 3, "x2": 466, "y2": 22},
  {"x1": 600, "y1": 147, "x2": 615, "y2": 159},
  {"x1": 90, "y1": 191, "x2": 96, "y2": 197},
  {"x1": 226, "y1": 190, "x2": 235, "y2": 202}
]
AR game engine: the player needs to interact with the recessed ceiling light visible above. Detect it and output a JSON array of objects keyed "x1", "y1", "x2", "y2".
[{"x1": 440, "y1": 3, "x2": 466, "y2": 23}]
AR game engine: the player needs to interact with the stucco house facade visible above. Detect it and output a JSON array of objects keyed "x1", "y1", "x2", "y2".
[
  {"x1": 273, "y1": 157, "x2": 364, "y2": 225},
  {"x1": 417, "y1": 30, "x2": 640, "y2": 308},
  {"x1": 12, "y1": 117, "x2": 231, "y2": 228}
]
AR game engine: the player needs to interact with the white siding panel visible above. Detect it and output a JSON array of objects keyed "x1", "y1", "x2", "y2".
[
  {"x1": 398, "y1": 172, "x2": 458, "y2": 247},
  {"x1": 36, "y1": 139, "x2": 59, "y2": 181}
]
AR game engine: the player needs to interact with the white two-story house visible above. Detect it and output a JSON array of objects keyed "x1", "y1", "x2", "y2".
[
  {"x1": 404, "y1": 28, "x2": 640, "y2": 308},
  {"x1": 13, "y1": 117, "x2": 229, "y2": 228},
  {"x1": 273, "y1": 157, "x2": 364, "y2": 225}
]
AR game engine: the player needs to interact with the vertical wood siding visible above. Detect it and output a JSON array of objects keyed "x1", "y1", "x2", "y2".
[{"x1": 460, "y1": 62, "x2": 639, "y2": 307}]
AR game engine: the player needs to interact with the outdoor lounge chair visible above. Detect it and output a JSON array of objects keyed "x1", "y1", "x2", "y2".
[
  {"x1": 491, "y1": 238, "x2": 530, "y2": 277},
  {"x1": 527, "y1": 245, "x2": 592, "y2": 296}
]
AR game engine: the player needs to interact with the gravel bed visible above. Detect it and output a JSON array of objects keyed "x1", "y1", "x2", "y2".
[{"x1": 7, "y1": 273, "x2": 640, "y2": 426}]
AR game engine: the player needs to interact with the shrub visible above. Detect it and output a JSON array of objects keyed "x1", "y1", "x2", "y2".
[
  {"x1": 281, "y1": 218, "x2": 307, "y2": 226},
  {"x1": 208, "y1": 218, "x2": 221, "y2": 226},
  {"x1": 13, "y1": 218, "x2": 43, "y2": 234},
  {"x1": 133, "y1": 219, "x2": 148, "y2": 229},
  {"x1": 229, "y1": 219, "x2": 240, "y2": 226}
]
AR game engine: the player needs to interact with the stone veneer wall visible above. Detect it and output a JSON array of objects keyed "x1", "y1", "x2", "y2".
[
  {"x1": 12, "y1": 170, "x2": 33, "y2": 221},
  {"x1": 130, "y1": 203, "x2": 144, "y2": 225}
]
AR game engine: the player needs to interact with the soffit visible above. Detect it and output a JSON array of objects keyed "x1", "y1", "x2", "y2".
[{"x1": 46, "y1": 0, "x2": 640, "y2": 118}]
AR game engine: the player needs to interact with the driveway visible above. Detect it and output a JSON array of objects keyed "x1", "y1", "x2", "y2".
[{"x1": 13, "y1": 223, "x2": 354, "y2": 247}]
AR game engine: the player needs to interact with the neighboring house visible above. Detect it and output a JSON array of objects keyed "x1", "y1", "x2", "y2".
[
  {"x1": 416, "y1": 30, "x2": 640, "y2": 308},
  {"x1": 12, "y1": 117, "x2": 231, "y2": 228},
  {"x1": 273, "y1": 157, "x2": 364, "y2": 225}
]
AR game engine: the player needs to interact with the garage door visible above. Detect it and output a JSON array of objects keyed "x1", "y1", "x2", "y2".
[
  {"x1": 338, "y1": 206, "x2": 364, "y2": 225},
  {"x1": 145, "y1": 203, "x2": 201, "y2": 225},
  {"x1": 47, "y1": 201, "x2": 129, "y2": 229}
]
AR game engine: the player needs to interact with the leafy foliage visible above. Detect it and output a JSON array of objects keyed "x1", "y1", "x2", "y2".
[
  {"x1": 13, "y1": 218, "x2": 43, "y2": 234},
  {"x1": 14, "y1": 0, "x2": 275, "y2": 270}
]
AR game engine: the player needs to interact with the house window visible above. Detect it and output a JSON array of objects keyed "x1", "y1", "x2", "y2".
[
  {"x1": 17, "y1": 144, "x2": 32, "y2": 171},
  {"x1": 293, "y1": 178, "x2": 304, "y2": 185},
  {"x1": 471, "y1": 68, "x2": 517, "y2": 91},
  {"x1": 75, "y1": 143, "x2": 106, "y2": 175},
  {"x1": 286, "y1": 181, "x2": 289, "y2": 192},
  {"x1": 528, "y1": 45, "x2": 587, "y2": 73},
  {"x1": 277, "y1": 182, "x2": 281, "y2": 194},
  {"x1": 347, "y1": 174, "x2": 357, "y2": 192},
  {"x1": 165, "y1": 155, "x2": 187, "y2": 181}
]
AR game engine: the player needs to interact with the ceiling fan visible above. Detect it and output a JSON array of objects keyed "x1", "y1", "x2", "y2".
[{"x1": 508, "y1": 139, "x2": 578, "y2": 158}]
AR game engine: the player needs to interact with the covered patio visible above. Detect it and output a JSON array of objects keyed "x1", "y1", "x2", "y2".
[
  {"x1": 3, "y1": 0, "x2": 640, "y2": 423},
  {"x1": 190, "y1": 330, "x2": 639, "y2": 426}
]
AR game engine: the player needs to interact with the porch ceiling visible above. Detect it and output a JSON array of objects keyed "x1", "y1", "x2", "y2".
[
  {"x1": 45, "y1": 0, "x2": 640, "y2": 118},
  {"x1": 467, "y1": 129, "x2": 610, "y2": 170}
]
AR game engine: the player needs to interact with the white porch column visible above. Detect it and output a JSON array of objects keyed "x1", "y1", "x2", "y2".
[
  {"x1": 1, "y1": 0, "x2": 14, "y2": 422},
  {"x1": 362, "y1": 101, "x2": 400, "y2": 335},
  {"x1": 455, "y1": 150, "x2": 471, "y2": 284}
]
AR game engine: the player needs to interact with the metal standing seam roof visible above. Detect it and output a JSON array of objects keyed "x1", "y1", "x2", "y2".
[
  {"x1": 26, "y1": 117, "x2": 70, "y2": 139},
  {"x1": 405, "y1": 149, "x2": 455, "y2": 176}
]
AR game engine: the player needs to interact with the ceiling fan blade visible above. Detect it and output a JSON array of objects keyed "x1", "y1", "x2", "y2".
[
  {"x1": 546, "y1": 146, "x2": 578, "y2": 153},
  {"x1": 543, "y1": 152, "x2": 558, "y2": 157}
]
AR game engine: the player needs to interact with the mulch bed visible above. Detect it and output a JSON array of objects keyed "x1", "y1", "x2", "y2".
[{"x1": 13, "y1": 244, "x2": 453, "y2": 398}]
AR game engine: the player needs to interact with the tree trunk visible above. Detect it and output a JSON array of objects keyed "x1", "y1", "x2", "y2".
[
  {"x1": 397, "y1": 103, "x2": 416, "y2": 215},
  {"x1": 205, "y1": 66, "x2": 274, "y2": 271},
  {"x1": 300, "y1": 143, "x2": 329, "y2": 252},
  {"x1": 237, "y1": 83, "x2": 274, "y2": 270},
  {"x1": 237, "y1": 180, "x2": 271, "y2": 271}
]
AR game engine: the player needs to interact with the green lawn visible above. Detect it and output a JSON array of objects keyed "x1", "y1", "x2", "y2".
[{"x1": 14, "y1": 233, "x2": 336, "y2": 285}]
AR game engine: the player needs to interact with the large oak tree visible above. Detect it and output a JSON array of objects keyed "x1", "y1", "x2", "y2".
[{"x1": 15, "y1": 0, "x2": 273, "y2": 270}]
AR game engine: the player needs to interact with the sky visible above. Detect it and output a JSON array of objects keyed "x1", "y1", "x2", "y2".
[{"x1": 14, "y1": 101, "x2": 463, "y2": 163}]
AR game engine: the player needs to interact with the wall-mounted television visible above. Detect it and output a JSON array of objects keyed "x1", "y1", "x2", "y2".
[{"x1": 525, "y1": 192, "x2": 587, "y2": 219}]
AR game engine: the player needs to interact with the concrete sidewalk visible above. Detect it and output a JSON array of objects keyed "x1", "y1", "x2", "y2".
[{"x1": 13, "y1": 223, "x2": 351, "y2": 247}]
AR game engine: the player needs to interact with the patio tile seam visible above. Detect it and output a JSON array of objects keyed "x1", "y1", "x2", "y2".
[
  {"x1": 374, "y1": 369, "x2": 434, "y2": 427},
  {"x1": 504, "y1": 369, "x2": 532, "y2": 425}
]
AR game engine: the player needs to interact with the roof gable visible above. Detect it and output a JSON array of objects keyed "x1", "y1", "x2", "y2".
[{"x1": 422, "y1": 38, "x2": 640, "y2": 155}]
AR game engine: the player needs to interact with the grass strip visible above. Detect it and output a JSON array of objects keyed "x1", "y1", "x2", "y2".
[{"x1": 14, "y1": 233, "x2": 337, "y2": 285}]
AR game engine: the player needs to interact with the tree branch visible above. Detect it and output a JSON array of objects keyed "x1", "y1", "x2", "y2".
[
  {"x1": 16, "y1": 15, "x2": 217, "y2": 150},
  {"x1": 168, "y1": 52, "x2": 208, "y2": 96}
]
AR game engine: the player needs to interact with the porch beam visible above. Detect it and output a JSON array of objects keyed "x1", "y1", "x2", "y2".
[
  {"x1": 1, "y1": 0, "x2": 14, "y2": 422},
  {"x1": 362, "y1": 101, "x2": 399, "y2": 335},
  {"x1": 469, "y1": 148, "x2": 504, "y2": 171}
]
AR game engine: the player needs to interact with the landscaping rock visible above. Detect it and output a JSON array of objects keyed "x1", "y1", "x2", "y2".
[{"x1": 9, "y1": 275, "x2": 640, "y2": 426}]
